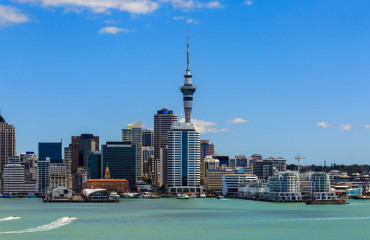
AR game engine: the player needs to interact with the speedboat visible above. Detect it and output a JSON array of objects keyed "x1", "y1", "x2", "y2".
[
  {"x1": 199, "y1": 193, "x2": 206, "y2": 198},
  {"x1": 110, "y1": 191, "x2": 120, "y2": 199},
  {"x1": 217, "y1": 196, "x2": 225, "y2": 200},
  {"x1": 177, "y1": 194, "x2": 190, "y2": 199}
]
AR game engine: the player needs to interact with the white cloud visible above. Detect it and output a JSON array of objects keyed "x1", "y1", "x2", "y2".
[
  {"x1": 162, "y1": 0, "x2": 223, "y2": 10},
  {"x1": 98, "y1": 26, "x2": 129, "y2": 34},
  {"x1": 317, "y1": 122, "x2": 331, "y2": 128},
  {"x1": 192, "y1": 119, "x2": 232, "y2": 134},
  {"x1": 0, "y1": 4, "x2": 30, "y2": 26},
  {"x1": 339, "y1": 123, "x2": 353, "y2": 131},
  {"x1": 228, "y1": 118, "x2": 248, "y2": 124},
  {"x1": 244, "y1": 0, "x2": 254, "y2": 6},
  {"x1": 185, "y1": 18, "x2": 198, "y2": 24},
  {"x1": 364, "y1": 125, "x2": 370, "y2": 129},
  {"x1": 15, "y1": 0, "x2": 160, "y2": 14}
]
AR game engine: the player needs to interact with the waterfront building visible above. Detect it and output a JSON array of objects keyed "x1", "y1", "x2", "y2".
[
  {"x1": 206, "y1": 168, "x2": 236, "y2": 194},
  {"x1": 88, "y1": 151, "x2": 101, "y2": 179},
  {"x1": 142, "y1": 129, "x2": 154, "y2": 147},
  {"x1": 167, "y1": 122, "x2": 201, "y2": 193},
  {"x1": 50, "y1": 160, "x2": 67, "y2": 191},
  {"x1": 309, "y1": 172, "x2": 337, "y2": 200},
  {"x1": 3, "y1": 157, "x2": 37, "y2": 194},
  {"x1": 102, "y1": 141, "x2": 136, "y2": 189},
  {"x1": 37, "y1": 158, "x2": 50, "y2": 195},
  {"x1": 86, "y1": 179, "x2": 129, "y2": 194},
  {"x1": 251, "y1": 157, "x2": 286, "y2": 179},
  {"x1": 122, "y1": 121, "x2": 143, "y2": 181},
  {"x1": 52, "y1": 186, "x2": 72, "y2": 199},
  {"x1": 0, "y1": 115, "x2": 16, "y2": 175},
  {"x1": 71, "y1": 134, "x2": 99, "y2": 173},
  {"x1": 267, "y1": 171, "x2": 302, "y2": 201},
  {"x1": 222, "y1": 174, "x2": 258, "y2": 196},
  {"x1": 38, "y1": 142, "x2": 62, "y2": 161}
]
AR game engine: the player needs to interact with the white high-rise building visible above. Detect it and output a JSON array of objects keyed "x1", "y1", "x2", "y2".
[
  {"x1": 167, "y1": 122, "x2": 201, "y2": 193},
  {"x1": 3, "y1": 157, "x2": 37, "y2": 194}
]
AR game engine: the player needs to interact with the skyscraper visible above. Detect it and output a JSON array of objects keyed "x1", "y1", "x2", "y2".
[
  {"x1": 142, "y1": 129, "x2": 154, "y2": 147},
  {"x1": 101, "y1": 141, "x2": 137, "y2": 189},
  {"x1": 200, "y1": 140, "x2": 215, "y2": 180},
  {"x1": 122, "y1": 121, "x2": 143, "y2": 181},
  {"x1": 71, "y1": 134, "x2": 99, "y2": 173},
  {"x1": 38, "y1": 142, "x2": 62, "y2": 161},
  {"x1": 167, "y1": 33, "x2": 201, "y2": 194},
  {"x1": 37, "y1": 158, "x2": 50, "y2": 194},
  {"x1": 0, "y1": 115, "x2": 16, "y2": 174}
]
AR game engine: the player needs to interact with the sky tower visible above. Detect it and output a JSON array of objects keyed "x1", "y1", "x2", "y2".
[{"x1": 180, "y1": 31, "x2": 196, "y2": 123}]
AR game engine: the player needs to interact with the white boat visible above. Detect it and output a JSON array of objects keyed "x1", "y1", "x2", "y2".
[
  {"x1": 110, "y1": 191, "x2": 120, "y2": 199},
  {"x1": 177, "y1": 193, "x2": 190, "y2": 199},
  {"x1": 190, "y1": 194, "x2": 196, "y2": 198},
  {"x1": 217, "y1": 196, "x2": 225, "y2": 200},
  {"x1": 199, "y1": 193, "x2": 206, "y2": 198},
  {"x1": 122, "y1": 193, "x2": 135, "y2": 198}
]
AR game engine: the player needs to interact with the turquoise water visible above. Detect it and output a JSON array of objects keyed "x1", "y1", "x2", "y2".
[{"x1": 0, "y1": 198, "x2": 369, "y2": 240}]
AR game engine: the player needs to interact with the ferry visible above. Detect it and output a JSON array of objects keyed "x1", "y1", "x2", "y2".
[
  {"x1": 177, "y1": 193, "x2": 190, "y2": 199},
  {"x1": 110, "y1": 192, "x2": 120, "y2": 200},
  {"x1": 217, "y1": 196, "x2": 225, "y2": 200},
  {"x1": 27, "y1": 193, "x2": 36, "y2": 198}
]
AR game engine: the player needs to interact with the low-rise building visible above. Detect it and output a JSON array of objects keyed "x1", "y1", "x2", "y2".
[
  {"x1": 52, "y1": 186, "x2": 72, "y2": 199},
  {"x1": 222, "y1": 174, "x2": 258, "y2": 196},
  {"x1": 86, "y1": 179, "x2": 129, "y2": 194}
]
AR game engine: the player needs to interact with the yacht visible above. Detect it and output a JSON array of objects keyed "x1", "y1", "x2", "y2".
[
  {"x1": 110, "y1": 192, "x2": 120, "y2": 199},
  {"x1": 217, "y1": 196, "x2": 225, "y2": 200},
  {"x1": 122, "y1": 193, "x2": 135, "y2": 198},
  {"x1": 177, "y1": 193, "x2": 190, "y2": 199}
]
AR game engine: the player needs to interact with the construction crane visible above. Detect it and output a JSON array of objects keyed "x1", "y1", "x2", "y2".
[{"x1": 295, "y1": 155, "x2": 305, "y2": 172}]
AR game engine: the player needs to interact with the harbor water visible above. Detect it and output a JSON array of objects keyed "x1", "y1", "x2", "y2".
[{"x1": 0, "y1": 198, "x2": 369, "y2": 240}]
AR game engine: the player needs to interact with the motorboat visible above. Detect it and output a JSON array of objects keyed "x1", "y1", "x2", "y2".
[
  {"x1": 110, "y1": 191, "x2": 120, "y2": 199},
  {"x1": 122, "y1": 193, "x2": 135, "y2": 198},
  {"x1": 177, "y1": 193, "x2": 190, "y2": 199},
  {"x1": 199, "y1": 193, "x2": 206, "y2": 198},
  {"x1": 217, "y1": 196, "x2": 225, "y2": 200},
  {"x1": 2, "y1": 193, "x2": 13, "y2": 198}
]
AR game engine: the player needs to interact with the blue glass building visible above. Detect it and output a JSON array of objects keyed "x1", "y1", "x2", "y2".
[{"x1": 38, "y1": 142, "x2": 62, "y2": 161}]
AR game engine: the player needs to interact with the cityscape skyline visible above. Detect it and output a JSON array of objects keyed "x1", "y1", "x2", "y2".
[{"x1": 1, "y1": 0, "x2": 370, "y2": 165}]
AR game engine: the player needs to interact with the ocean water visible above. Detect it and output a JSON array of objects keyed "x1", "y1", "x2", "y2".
[{"x1": 0, "y1": 198, "x2": 368, "y2": 240}]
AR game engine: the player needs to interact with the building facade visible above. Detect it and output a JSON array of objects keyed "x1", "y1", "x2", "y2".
[
  {"x1": 102, "y1": 142, "x2": 136, "y2": 189},
  {"x1": 0, "y1": 115, "x2": 16, "y2": 175},
  {"x1": 122, "y1": 121, "x2": 143, "y2": 181},
  {"x1": 3, "y1": 157, "x2": 37, "y2": 194},
  {"x1": 86, "y1": 179, "x2": 129, "y2": 194},
  {"x1": 38, "y1": 142, "x2": 62, "y2": 161},
  {"x1": 37, "y1": 158, "x2": 50, "y2": 195}
]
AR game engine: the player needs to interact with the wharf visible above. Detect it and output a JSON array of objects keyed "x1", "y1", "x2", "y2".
[
  {"x1": 43, "y1": 197, "x2": 119, "y2": 203},
  {"x1": 241, "y1": 197, "x2": 305, "y2": 203},
  {"x1": 306, "y1": 199, "x2": 348, "y2": 205}
]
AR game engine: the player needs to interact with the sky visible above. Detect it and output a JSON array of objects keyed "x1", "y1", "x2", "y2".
[{"x1": 1, "y1": 0, "x2": 370, "y2": 165}]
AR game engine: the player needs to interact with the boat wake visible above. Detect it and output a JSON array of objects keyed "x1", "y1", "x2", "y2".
[
  {"x1": 0, "y1": 216, "x2": 21, "y2": 222},
  {"x1": 0, "y1": 217, "x2": 77, "y2": 234}
]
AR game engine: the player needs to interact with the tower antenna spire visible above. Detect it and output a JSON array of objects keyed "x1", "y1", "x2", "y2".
[{"x1": 187, "y1": 28, "x2": 190, "y2": 71}]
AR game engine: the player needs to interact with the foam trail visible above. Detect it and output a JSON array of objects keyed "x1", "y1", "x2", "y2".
[
  {"x1": 0, "y1": 217, "x2": 21, "y2": 222},
  {"x1": 0, "y1": 217, "x2": 77, "y2": 234}
]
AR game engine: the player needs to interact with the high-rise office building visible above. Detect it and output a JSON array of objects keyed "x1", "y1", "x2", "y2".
[
  {"x1": 101, "y1": 142, "x2": 136, "y2": 189},
  {"x1": 37, "y1": 158, "x2": 50, "y2": 194},
  {"x1": 167, "y1": 34, "x2": 201, "y2": 193},
  {"x1": 250, "y1": 157, "x2": 287, "y2": 179},
  {"x1": 142, "y1": 129, "x2": 154, "y2": 147},
  {"x1": 200, "y1": 140, "x2": 215, "y2": 180},
  {"x1": 64, "y1": 146, "x2": 72, "y2": 189},
  {"x1": 122, "y1": 121, "x2": 143, "y2": 181},
  {"x1": 0, "y1": 115, "x2": 16, "y2": 174},
  {"x1": 154, "y1": 107, "x2": 177, "y2": 186},
  {"x1": 71, "y1": 134, "x2": 99, "y2": 173},
  {"x1": 38, "y1": 142, "x2": 62, "y2": 161},
  {"x1": 88, "y1": 151, "x2": 101, "y2": 179}
]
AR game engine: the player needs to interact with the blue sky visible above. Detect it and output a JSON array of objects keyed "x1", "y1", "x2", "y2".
[{"x1": 1, "y1": 0, "x2": 370, "y2": 165}]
